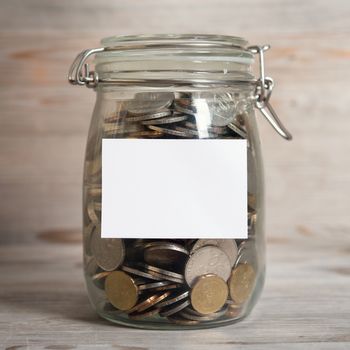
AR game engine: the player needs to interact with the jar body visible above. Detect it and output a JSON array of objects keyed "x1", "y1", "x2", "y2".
[{"x1": 83, "y1": 85, "x2": 265, "y2": 329}]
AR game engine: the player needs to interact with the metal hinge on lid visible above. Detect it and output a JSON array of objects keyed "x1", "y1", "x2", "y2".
[{"x1": 248, "y1": 45, "x2": 292, "y2": 140}]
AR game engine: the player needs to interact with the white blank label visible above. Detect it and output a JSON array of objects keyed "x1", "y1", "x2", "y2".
[{"x1": 101, "y1": 139, "x2": 247, "y2": 239}]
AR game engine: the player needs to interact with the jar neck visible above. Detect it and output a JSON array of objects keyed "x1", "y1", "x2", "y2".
[{"x1": 94, "y1": 34, "x2": 255, "y2": 87}]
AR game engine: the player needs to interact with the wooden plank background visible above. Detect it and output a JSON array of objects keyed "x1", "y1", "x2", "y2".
[
  {"x1": 0, "y1": 1, "x2": 350, "y2": 348},
  {"x1": 0, "y1": 0, "x2": 349, "y2": 244}
]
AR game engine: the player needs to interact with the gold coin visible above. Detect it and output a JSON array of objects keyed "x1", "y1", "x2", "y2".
[
  {"x1": 228, "y1": 263, "x2": 256, "y2": 304},
  {"x1": 105, "y1": 271, "x2": 138, "y2": 311},
  {"x1": 190, "y1": 274, "x2": 228, "y2": 315}
]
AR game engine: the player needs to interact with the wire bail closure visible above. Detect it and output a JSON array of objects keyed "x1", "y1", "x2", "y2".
[
  {"x1": 248, "y1": 45, "x2": 292, "y2": 140},
  {"x1": 68, "y1": 48, "x2": 104, "y2": 88}
]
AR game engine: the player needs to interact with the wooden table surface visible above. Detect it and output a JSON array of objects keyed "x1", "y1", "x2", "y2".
[
  {"x1": 1, "y1": 0, "x2": 350, "y2": 348},
  {"x1": 1, "y1": 231, "x2": 349, "y2": 349}
]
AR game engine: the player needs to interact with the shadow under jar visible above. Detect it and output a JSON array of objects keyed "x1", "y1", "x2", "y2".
[{"x1": 68, "y1": 34, "x2": 292, "y2": 330}]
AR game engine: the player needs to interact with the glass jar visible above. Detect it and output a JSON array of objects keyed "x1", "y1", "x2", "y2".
[{"x1": 68, "y1": 34, "x2": 291, "y2": 329}]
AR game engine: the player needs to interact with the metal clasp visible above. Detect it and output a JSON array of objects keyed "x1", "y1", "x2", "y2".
[
  {"x1": 68, "y1": 47, "x2": 104, "y2": 88},
  {"x1": 248, "y1": 45, "x2": 292, "y2": 140}
]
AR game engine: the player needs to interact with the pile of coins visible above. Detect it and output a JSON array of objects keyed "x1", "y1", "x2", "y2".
[
  {"x1": 102, "y1": 91, "x2": 247, "y2": 140},
  {"x1": 84, "y1": 91, "x2": 258, "y2": 325},
  {"x1": 86, "y1": 236, "x2": 257, "y2": 324}
]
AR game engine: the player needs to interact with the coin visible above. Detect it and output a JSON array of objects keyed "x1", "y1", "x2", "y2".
[
  {"x1": 105, "y1": 271, "x2": 138, "y2": 311},
  {"x1": 94, "y1": 202, "x2": 101, "y2": 211},
  {"x1": 126, "y1": 109, "x2": 172, "y2": 122},
  {"x1": 86, "y1": 157, "x2": 101, "y2": 177},
  {"x1": 92, "y1": 271, "x2": 111, "y2": 281},
  {"x1": 180, "y1": 304, "x2": 228, "y2": 321},
  {"x1": 87, "y1": 185, "x2": 101, "y2": 197},
  {"x1": 92, "y1": 270, "x2": 112, "y2": 290},
  {"x1": 159, "y1": 299, "x2": 190, "y2": 317},
  {"x1": 121, "y1": 265, "x2": 164, "y2": 281},
  {"x1": 227, "y1": 122, "x2": 247, "y2": 138},
  {"x1": 138, "y1": 281, "x2": 177, "y2": 291},
  {"x1": 157, "y1": 291, "x2": 189, "y2": 308},
  {"x1": 147, "y1": 125, "x2": 193, "y2": 138},
  {"x1": 228, "y1": 263, "x2": 256, "y2": 304},
  {"x1": 83, "y1": 222, "x2": 95, "y2": 256},
  {"x1": 127, "y1": 291, "x2": 171, "y2": 314},
  {"x1": 128, "y1": 307, "x2": 159, "y2": 320},
  {"x1": 191, "y1": 239, "x2": 238, "y2": 267},
  {"x1": 248, "y1": 211, "x2": 257, "y2": 233},
  {"x1": 185, "y1": 245, "x2": 231, "y2": 287},
  {"x1": 139, "y1": 263, "x2": 184, "y2": 280},
  {"x1": 141, "y1": 114, "x2": 188, "y2": 125},
  {"x1": 127, "y1": 92, "x2": 174, "y2": 114},
  {"x1": 225, "y1": 302, "x2": 242, "y2": 318},
  {"x1": 248, "y1": 193, "x2": 256, "y2": 210},
  {"x1": 87, "y1": 201, "x2": 99, "y2": 225},
  {"x1": 91, "y1": 232, "x2": 125, "y2": 271},
  {"x1": 85, "y1": 256, "x2": 99, "y2": 276},
  {"x1": 143, "y1": 242, "x2": 189, "y2": 269},
  {"x1": 190, "y1": 274, "x2": 228, "y2": 314},
  {"x1": 145, "y1": 268, "x2": 185, "y2": 284}
]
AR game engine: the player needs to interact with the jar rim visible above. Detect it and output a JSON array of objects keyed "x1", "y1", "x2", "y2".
[
  {"x1": 96, "y1": 34, "x2": 253, "y2": 66},
  {"x1": 101, "y1": 34, "x2": 248, "y2": 49}
]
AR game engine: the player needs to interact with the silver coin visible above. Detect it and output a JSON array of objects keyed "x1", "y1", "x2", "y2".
[
  {"x1": 227, "y1": 122, "x2": 247, "y2": 138},
  {"x1": 143, "y1": 242, "x2": 189, "y2": 269},
  {"x1": 121, "y1": 265, "x2": 164, "y2": 281},
  {"x1": 159, "y1": 299, "x2": 190, "y2": 317},
  {"x1": 191, "y1": 239, "x2": 238, "y2": 267},
  {"x1": 157, "y1": 291, "x2": 189, "y2": 308},
  {"x1": 146, "y1": 269, "x2": 185, "y2": 284},
  {"x1": 127, "y1": 92, "x2": 174, "y2": 114},
  {"x1": 147, "y1": 125, "x2": 193, "y2": 138},
  {"x1": 185, "y1": 246, "x2": 231, "y2": 287},
  {"x1": 91, "y1": 232, "x2": 125, "y2": 271},
  {"x1": 126, "y1": 109, "x2": 172, "y2": 122},
  {"x1": 141, "y1": 114, "x2": 188, "y2": 125},
  {"x1": 173, "y1": 102, "x2": 196, "y2": 115},
  {"x1": 139, "y1": 263, "x2": 184, "y2": 280}
]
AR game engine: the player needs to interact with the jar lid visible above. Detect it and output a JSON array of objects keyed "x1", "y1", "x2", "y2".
[{"x1": 98, "y1": 34, "x2": 251, "y2": 62}]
